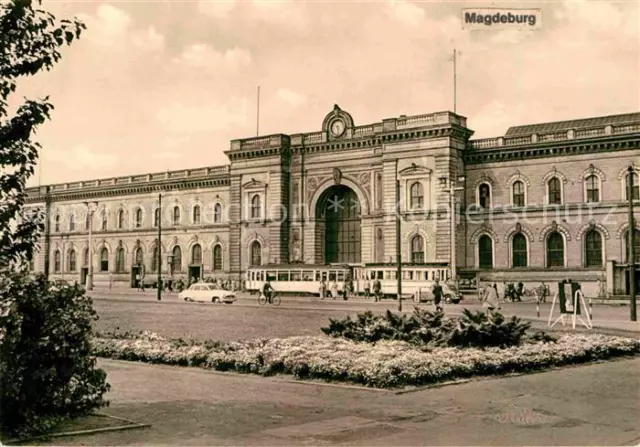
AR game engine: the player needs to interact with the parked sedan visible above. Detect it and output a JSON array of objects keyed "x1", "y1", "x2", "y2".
[{"x1": 179, "y1": 283, "x2": 236, "y2": 304}]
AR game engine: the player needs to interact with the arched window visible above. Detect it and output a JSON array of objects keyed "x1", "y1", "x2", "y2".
[
  {"x1": 172, "y1": 207, "x2": 181, "y2": 226},
  {"x1": 54, "y1": 214, "x2": 60, "y2": 232},
  {"x1": 625, "y1": 229, "x2": 640, "y2": 263},
  {"x1": 512, "y1": 233, "x2": 528, "y2": 267},
  {"x1": 478, "y1": 183, "x2": 491, "y2": 208},
  {"x1": 85, "y1": 213, "x2": 91, "y2": 230},
  {"x1": 83, "y1": 247, "x2": 89, "y2": 267},
  {"x1": 117, "y1": 210, "x2": 124, "y2": 229},
  {"x1": 250, "y1": 241, "x2": 262, "y2": 266},
  {"x1": 213, "y1": 245, "x2": 223, "y2": 271},
  {"x1": 151, "y1": 245, "x2": 159, "y2": 272},
  {"x1": 101, "y1": 212, "x2": 108, "y2": 231},
  {"x1": 214, "y1": 203, "x2": 222, "y2": 223},
  {"x1": 54, "y1": 250, "x2": 61, "y2": 273},
  {"x1": 546, "y1": 231, "x2": 564, "y2": 267},
  {"x1": 135, "y1": 208, "x2": 143, "y2": 228},
  {"x1": 153, "y1": 208, "x2": 160, "y2": 227},
  {"x1": 68, "y1": 249, "x2": 76, "y2": 272},
  {"x1": 548, "y1": 178, "x2": 562, "y2": 205},
  {"x1": 172, "y1": 246, "x2": 182, "y2": 272},
  {"x1": 584, "y1": 230, "x2": 603, "y2": 267},
  {"x1": 250, "y1": 194, "x2": 261, "y2": 219},
  {"x1": 409, "y1": 182, "x2": 423, "y2": 209},
  {"x1": 478, "y1": 235, "x2": 493, "y2": 269},
  {"x1": 134, "y1": 247, "x2": 143, "y2": 266},
  {"x1": 100, "y1": 248, "x2": 109, "y2": 272},
  {"x1": 191, "y1": 244, "x2": 202, "y2": 265},
  {"x1": 116, "y1": 247, "x2": 125, "y2": 273},
  {"x1": 410, "y1": 235, "x2": 425, "y2": 263},
  {"x1": 585, "y1": 175, "x2": 600, "y2": 203},
  {"x1": 192, "y1": 205, "x2": 201, "y2": 224},
  {"x1": 626, "y1": 172, "x2": 640, "y2": 201},
  {"x1": 512, "y1": 181, "x2": 525, "y2": 207},
  {"x1": 69, "y1": 214, "x2": 76, "y2": 232}
]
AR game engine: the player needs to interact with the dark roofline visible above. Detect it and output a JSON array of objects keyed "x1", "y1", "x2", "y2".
[{"x1": 505, "y1": 112, "x2": 640, "y2": 136}]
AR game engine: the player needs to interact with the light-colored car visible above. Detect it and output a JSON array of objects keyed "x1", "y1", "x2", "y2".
[{"x1": 179, "y1": 283, "x2": 236, "y2": 304}]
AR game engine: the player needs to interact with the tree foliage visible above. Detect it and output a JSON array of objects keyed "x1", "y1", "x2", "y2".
[
  {"x1": 0, "y1": 274, "x2": 110, "y2": 438},
  {"x1": 0, "y1": 1, "x2": 109, "y2": 439},
  {"x1": 0, "y1": 0, "x2": 85, "y2": 268}
]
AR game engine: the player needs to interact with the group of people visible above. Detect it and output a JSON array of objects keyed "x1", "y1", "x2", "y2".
[{"x1": 136, "y1": 276, "x2": 245, "y2": 293}]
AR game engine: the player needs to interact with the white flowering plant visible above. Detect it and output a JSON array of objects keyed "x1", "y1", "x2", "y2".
[{"x1": 93, "y1": 331, "x2": 640, "y2": 389}]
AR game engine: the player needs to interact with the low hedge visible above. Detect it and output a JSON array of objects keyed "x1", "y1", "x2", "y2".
[{"x1": 93, "y1": 331, "x2": 640, "y2": 389}]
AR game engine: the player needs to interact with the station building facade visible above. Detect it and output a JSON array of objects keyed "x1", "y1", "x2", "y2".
[{"x1": 25, "y1": 106, "x2": 640, "y2": 296}]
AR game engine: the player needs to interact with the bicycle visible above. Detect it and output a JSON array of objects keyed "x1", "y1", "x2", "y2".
[{"x1": 258, "y1": 292, "x2": 281, "y2": 306}]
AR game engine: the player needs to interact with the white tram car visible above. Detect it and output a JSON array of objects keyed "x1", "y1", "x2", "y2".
[{"x1": 246, "y1": 263, "x2": 463, "y2": 303}]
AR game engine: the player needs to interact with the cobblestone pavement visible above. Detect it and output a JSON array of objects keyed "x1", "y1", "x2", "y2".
[{"x1": 32, "y1": 357, "x2": 640, "y2": 446}]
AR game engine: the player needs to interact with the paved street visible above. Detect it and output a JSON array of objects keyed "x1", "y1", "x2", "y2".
[
  {"x1": 33, "y1": 357, "x2": 640, "y2": 446},
  {"x1": 90, "y1": 288, "x2": 640, "y2": 342}
]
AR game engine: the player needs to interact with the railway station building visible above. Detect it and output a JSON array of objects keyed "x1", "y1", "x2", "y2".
[{"x1": 24, "y1": 105, "x2": 640, "y2": 296}]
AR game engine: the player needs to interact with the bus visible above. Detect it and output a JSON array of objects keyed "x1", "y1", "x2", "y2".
[
  {"x1": 245, "y1": 264, "x2": 352, "y2": 296},
  {"x1": 355, "y1": 263, "x2": 462, "y2": 303}
]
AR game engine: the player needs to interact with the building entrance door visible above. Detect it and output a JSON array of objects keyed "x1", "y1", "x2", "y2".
[
  {"x1": 316, "y1": 185, "x2": 361, "y2": 264},
  {"x1": 131, "y1": 265, "x2": 143, "y2": 288},
  {"x1": 80, "y1": 268, "x2": 88, "y2": 285},
  {"x1": 189, "y1": 266, "x2": 201, "y2": 283}
]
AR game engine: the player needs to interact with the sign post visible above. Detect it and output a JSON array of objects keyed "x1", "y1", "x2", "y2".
[{"x1": 548, "y1": 280, "x2": 592, "y2": 329}]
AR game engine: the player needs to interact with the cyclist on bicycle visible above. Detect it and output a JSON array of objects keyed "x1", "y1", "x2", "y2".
[{"x1": 262, "y1": 279, "x2": 274, "y2": 304}]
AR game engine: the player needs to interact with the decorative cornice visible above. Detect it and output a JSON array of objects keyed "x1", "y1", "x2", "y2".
[
  {"x1": 26, "y1": 178, "x2": 230, "y2": 204},
  {"x1": 465, "y1": 135, "x2": 640, "y2": 165}
]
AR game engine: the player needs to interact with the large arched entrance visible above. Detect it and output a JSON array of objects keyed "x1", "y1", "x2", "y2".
[{"x1": 316, "y1": 185, "x2": 361, "y2": 264}]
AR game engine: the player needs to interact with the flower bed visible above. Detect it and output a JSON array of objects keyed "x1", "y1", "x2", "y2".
[{"x1": 93, "y1": 331, "x2": 640, "y2": 389}]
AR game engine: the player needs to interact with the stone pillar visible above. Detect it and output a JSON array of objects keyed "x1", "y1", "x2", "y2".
[{"x1": 228, "y1": 175, "x2": 242, "y2": 277}]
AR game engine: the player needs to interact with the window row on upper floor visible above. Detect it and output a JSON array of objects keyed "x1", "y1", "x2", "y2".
[
  {"x1": 473, "y1": 168, "x2": 639, "y2": 209},
  {"x1": 52, "y1": 203, "x2": 228, "y2": 233}
]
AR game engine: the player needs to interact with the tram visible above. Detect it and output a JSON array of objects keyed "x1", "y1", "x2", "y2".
[
  {"x1": 245, "y1": 264, "x2": 352, "y2": 296},
  {"x1": 354, "y1": 263, "x2": 462, "y2": 303},
  {"x1": 245, "y1": 263, "x2": 462, "y2": 303}
]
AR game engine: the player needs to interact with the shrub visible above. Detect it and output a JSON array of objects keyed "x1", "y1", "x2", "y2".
[
  {"x1": 0, "y1": 273, "x2": 110, "y2": 438},
  {"x1": 322, "y1": 307, "x2": 533, "y2": 348}
]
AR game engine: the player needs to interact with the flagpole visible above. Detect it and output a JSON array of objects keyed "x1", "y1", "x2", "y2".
[
  {"x1": 256, "y1": 85, "x2": 260, "y2": 136},
  {"x1": 453, "y1": 49, "x2": 457, "y2": 114}
]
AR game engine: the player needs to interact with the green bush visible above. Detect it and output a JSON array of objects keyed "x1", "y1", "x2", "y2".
[
  {"x1": 0, "y1": 273, "x2": 110, "y2": 438},
  {"x1": 322, "y1": 307, "x2": 536, "y2": 348}
]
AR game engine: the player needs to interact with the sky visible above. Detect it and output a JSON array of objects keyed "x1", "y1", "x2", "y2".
[{"x1": 15, "y1": 0, "x2": 640, "y2": 186}]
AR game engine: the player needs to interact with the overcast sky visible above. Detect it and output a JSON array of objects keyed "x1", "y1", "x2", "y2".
[{"x1": 18, "y1": 0, "x2": 640, "y2": 186}]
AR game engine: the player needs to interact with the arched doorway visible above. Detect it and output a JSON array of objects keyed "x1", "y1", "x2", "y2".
[{"x1": 316, "y1": 185, "x2": 361, "y2": 264}]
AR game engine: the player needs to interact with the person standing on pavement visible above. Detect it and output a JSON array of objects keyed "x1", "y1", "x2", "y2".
[
  {"x1": 482, "y1": 282, "x2": 501, "y2": 311},
  {"x1": 432, "y1": 279, "x2": 443, "y2": 311},
  {"x1": 373, "y1": 278, "x2": 382, "y2": 302},
  {"x1": 330, "y1": 280, "x2": 339, "y2": 300},
  {"x1": 319, "y1": 279, "x2": 327, "y2": 300},
  {"x1": 364, "y1": 277, "x2": 371, "y2": 299}
]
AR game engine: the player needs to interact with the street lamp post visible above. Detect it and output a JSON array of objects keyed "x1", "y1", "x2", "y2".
[
  {"x1": 628, "y1": 165, "x2": 637, "y2": 321},
  {"x1": 396, "y1": 179, "x2": 402, "y2": 312},
  {"x1": 443, "y1": 176, "x2": 465, "y2": 282},
  {"x1": 83, "y1": 201, "x2": 98, "y2": 290},
  {"x1": 157, "y1": 191, "x2": 163, "y2": 301}
]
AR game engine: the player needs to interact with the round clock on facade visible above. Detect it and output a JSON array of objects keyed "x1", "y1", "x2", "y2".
[{"x1": 330, "y1": 119, "x2": 346, "y2": 137}]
